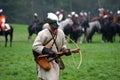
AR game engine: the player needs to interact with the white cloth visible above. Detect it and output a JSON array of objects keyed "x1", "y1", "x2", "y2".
[
  {"x1": 32, "y1": 26, "x2": 67, "y2": 80},
  {"x1": 42, "y1": 23, "x2": 49, "y2": 30},
  {"x1": 5, "y1": 23, "x2": 11, "y2": 31},
  {"x1": 37, "y1": 61, "x2": 60, "y2": 80}
]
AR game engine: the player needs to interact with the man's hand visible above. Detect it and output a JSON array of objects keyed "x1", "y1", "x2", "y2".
[
  {"x1": 61, "y1": 48, "x2": 71, "y2": 56},
  {"x1": 42, "y1": 47, "x2": 56, "y2": 57}
]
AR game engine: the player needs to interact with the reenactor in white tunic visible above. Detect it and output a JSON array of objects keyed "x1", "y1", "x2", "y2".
[{"x1": 32, "y1": 12, "x2": 71, "y2": 80}]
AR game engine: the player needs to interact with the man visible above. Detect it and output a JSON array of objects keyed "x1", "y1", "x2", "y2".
[
  {"x1": 30, "y1": 13, "x2": 40, "y2": 29},
  {"x1": 33, "y1": 13, "x2": 40, "y2": 24},
  {"x1": 32, "y1": 12, "x2": 71, "y2": 80},
  {"x1": 98, "y1": 8, "x2": 107, "y2": 18},
  {"x1": 0, "y1": 9, "x2": 6, "y2": 32}
]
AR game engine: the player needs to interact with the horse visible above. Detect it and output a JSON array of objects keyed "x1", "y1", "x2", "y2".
[
  {"x1": 85, "y1": 20, "x2": 101, "y2": 43},
  {"x1": 112, "y1": 14, "x2": 120, "y2": 42},
  {"x1": 100, "y1": 14, "x2": 120, "y2": 43},
  {"x1": 28, "y1": 22, "x2": 44, "y2": 40},
  {"x1": 59, "y1": 18, "x2": 84, "y2": 43},
  {"x1": 0, "y1": 23, "x2": 13, "y2": 47},
  {"x1": 90, "y1": 15, "x2": 116, "y2": 43}
]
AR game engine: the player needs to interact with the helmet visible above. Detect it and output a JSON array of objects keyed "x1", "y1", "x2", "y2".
[
  {"x1": 79, "y1": 12, "x2": 83, "y2": 16},
  {"x1": 71, "y1": 11, "x2": 75, "y2": 16},
  {"x1": 47, "y1": 12, "x2": 58, "y2": 22},
  {"x1": 84, "y1": 12, "x2": 87, "y2": 16},
  {"x1": 34, "y1": 13, "x2": 38, "y2": 16},
  {"x1": 75, "y1": 14, "x2": 78, "y2": 17},
  {"x1": 47, "y1": 12, "x2": 59, "y2": 29},
  {"x1": 56, "y1": 11, "x2": 60, "y2": 15},
  {"x1": 117, "y1": 10, "x2": 120, "y2": 14},
  {"x1": 98, "y1": 8, "x2": 104, "y2": 12},
  {"x1": 0, "y1": 9, "x2": 3, "y2": 13},
  {"x1": 68, "y1": 14, "x2": 71, "y2": 18}
]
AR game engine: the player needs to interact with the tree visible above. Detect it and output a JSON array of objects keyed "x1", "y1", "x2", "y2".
[{"x1": 0, "y1": 0, "x2": 120, "y2": 24}]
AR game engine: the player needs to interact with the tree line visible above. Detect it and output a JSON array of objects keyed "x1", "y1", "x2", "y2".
[{"x1": 0, "y1": 0, "x2": 120, "y2": 24}]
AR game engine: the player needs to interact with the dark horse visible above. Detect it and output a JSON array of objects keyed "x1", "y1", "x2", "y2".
[
  {"x1": 113, "y1": 14, "x2": 120, "y2": 42},
  {"x1": 0, "y1": 24, "x2": 13, "y2": 47},
  {"x1": 28, "y1": 22, "x2": 44, "y2": 40},
  {"x1": 63, "y1": 24, "x2": 83, "y2": 43},
  {"x1": 100, "y1": 14, "x2": 120, "y2": 43},
  {"x1": 60, "y1": 18, "x2": 84, "y2": 43}
]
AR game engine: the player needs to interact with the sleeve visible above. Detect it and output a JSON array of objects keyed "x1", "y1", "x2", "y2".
[
  {"x1": 32, "y1": 31, "x2": 46, "y2": 54},
  {"x1": 61, "y1": 29, "x2": 67, "y2": 49}
]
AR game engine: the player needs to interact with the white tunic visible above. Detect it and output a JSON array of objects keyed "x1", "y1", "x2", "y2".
[{"x1": 32, "y1": 26, "x2": 67, "y2": 80}]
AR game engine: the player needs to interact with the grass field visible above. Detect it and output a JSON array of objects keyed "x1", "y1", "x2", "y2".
[{"x1": 0, "y1": 24, "x2": 120, "y2": 80}]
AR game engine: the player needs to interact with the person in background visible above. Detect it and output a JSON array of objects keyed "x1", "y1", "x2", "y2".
[
  {"x1": 57, "y1": 9, "x2": 65, "y2": 22},
  {"x1": 0, "y1": 9, "x2": 6, "y2": 32},
  {"x1": 32, "y1": 13, "x2": 40, "y2": 24}
]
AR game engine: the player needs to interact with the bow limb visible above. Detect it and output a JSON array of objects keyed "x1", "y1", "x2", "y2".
[{"x1": 66, "y1": 36, "x2": 82, "y2": 69}]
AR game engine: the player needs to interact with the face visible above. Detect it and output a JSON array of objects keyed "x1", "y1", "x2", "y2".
[{"x1": 50, "y1": 22, "x2": 59, "y2": 29}]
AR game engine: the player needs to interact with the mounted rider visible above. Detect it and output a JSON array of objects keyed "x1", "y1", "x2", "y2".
[
  {"x1": 98, "y1": 8, "x2": 107, "y2": 18},
  {"x1": 0, "y1": 9, "x2": 6, "y2": 32},
  {"x1": 33, "y1": 13, "x2": 40, "y2": 24},
  {"x1": 31, "y1": 13, "x2": 40, "y2": 28},
  {"x1": 56, "y1": 9, "x2": 65, "y2": 22},
  {"x1": 0, "y1": 9, "x2": 11, "y2": 32}
]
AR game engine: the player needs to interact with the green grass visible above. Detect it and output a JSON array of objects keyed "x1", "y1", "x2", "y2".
[{"x1": 0, "y1": 24, "x2": 120, "y2": 80}]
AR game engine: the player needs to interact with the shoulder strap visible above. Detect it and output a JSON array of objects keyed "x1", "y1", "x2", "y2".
[
  {"x1": 48, "y1": 29, "x2": 59, "y2": 51},
  {"x1": 43, "y1": 38, "x2": 53, "y2": 46},
  {"x1": 43, "y1": 29, "x2": 55, "y2": 46}
]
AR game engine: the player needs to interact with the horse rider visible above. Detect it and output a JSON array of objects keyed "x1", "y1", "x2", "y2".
[
  {"x1": 29, "y1": 13, "x2": 41, "y2": 34},
  {"x1": 56, "y1": 9, "x2": 65, "y2": 22},
  {"x1": 98, "y1": 8, "x2": 108, "y2": 19},
  {"x1": 33, "y1": 13, "x2": 40, "y2": 24},
  {"x1": 32, "y1": 12, "x2": 71, "y2": 80},
  {"x1": 0, "y1": 9, "x2": 6, "y2": 32}
]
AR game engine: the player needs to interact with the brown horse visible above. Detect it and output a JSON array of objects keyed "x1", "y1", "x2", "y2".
[{"x1": 113, "y1": 14, "x2": 120, "y2": 42}]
